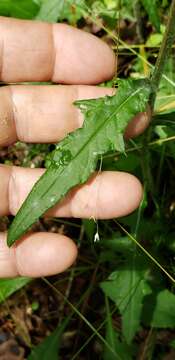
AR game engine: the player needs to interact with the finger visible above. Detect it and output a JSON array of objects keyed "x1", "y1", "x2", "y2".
[
  {"x1": 0, "y1": 165, "x2": 143, "y2": 219},
  {"x1": 0, "y1": 85, "x2": 114, "y2": 145},
  {"x1": 0, "y1": 232, "x2": 77, "y2": 277},
  {"x1": 0, "y1": 17, "x2": 116, "y2": 83},
  {"x1": 124, "y1": 105, "x2": 151, "y2": 139},
  {"x1": 0, "y1": 85, "x2": 150, "y2": 146}
]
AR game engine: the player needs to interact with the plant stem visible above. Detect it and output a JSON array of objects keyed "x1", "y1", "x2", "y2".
[
  {"x1": 133, "y1": 0, "x2": 144, "y2": 44},
  {"x1": 151, "y1": 0, "x2": 175, "y2": 110},
  {"x1": 146, "y1": 1, "x2": 175, "y2": 196}
]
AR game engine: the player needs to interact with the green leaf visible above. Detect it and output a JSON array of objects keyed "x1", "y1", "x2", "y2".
[
  {"x1": 61, "y1": 0, "x2": 86, "y2": 25},
  {"x1": 101, "y1": 257, "x2": 151, "y2": 344},
  {"x1": 101, "y1": 235, "x2": 135, "y2": 254},
  {"x1": 141, "y1": 0, "x2": 161, "y2": 32},
  {"x1": 36, "y1": 0, "x2": 85, "y2": 23},
  {"x1": 91, "y1": 1, "x2": 118, "y2": 29},
  {"x1": 146, "y1": 33, "x2": 163, "y2": 47},
  {"x1": 35, "y1": 0, "x2": 64, "y2": 22},
  {"x1": 7, "y1": 78, "x2": 151, "y2": 247},
  {"x1": 0, "y1": 0, "x2": 39, "y2": 19},
  {"x1": 143, "y1": 290, "x2": 175, "y2": 328},
  {"x1": 171, "y1": 339, "x2": 175, "y2": 349},
  {"x1": 103, "y1": 296, "x2": 132, "y2": 360},
  {"x1": 28, "y1": 317, "x2": 68, "y2": 360},
  {"x1": 0, "y1": 277, "x2": 31, "y2": 303},
  {"x1": 28, "y1": 297, "x2": 77, "y2": 360},
  {"x1": 83, "y1": 219, "x2": 96, "y2": 242}
]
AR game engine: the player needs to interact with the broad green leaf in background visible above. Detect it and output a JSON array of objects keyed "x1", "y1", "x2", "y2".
[
  {"x1": 0, "y1": 277, "x2": 31, "y2": 303},
  {"x1": 141, "y1": 0, "x2": 161, "y2": 32},
  {"x1": 28, "y1": 315, "x2": 70, "y2": 360},
  {"x1": 143, "y1": 290, "x2": 175, "y2": 328},
  {"x1": 35, "y1": 0, "x2": 65, "y2": 22},
  {"x1": 101, "y1": 235, "x2": 135, "y2": 255},
  {"x1": 28, "y1": 296, "x2": 83, "y2": 359},
  {"x1": 36, "y1": 0, "x2": 86, "y2": 24},
  {"x1": 103, "y1": 296, "x2": 132, "y2": 360},
  {"x1": 0, "y1": 0, "x2": 39, "y2": 19},
  {"x1": 171, "y1": 339, "x2": 175, "y2": 349},
  {"x1": 7, "y1": 78, "x2": 151, "y2": 247},
  {"x1": 101, "y1": 257, "x2": 151, "y2": 344},
  {"x1": 83, "y1": 219, "x2": 96, "y2": 242},
  {"x1": 103, "y1": 153, "x2": 140, "y2": 173}
]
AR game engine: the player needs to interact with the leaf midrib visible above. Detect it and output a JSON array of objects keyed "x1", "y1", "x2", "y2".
[{"x1": 40, "y1": 85, "x2": 144, "y2": 198}]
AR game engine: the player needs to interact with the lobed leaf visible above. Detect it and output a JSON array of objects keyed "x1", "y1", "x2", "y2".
[
  {"x1": 101, "y1": 258, "x2": 152, "y2": 344},
  {"x1": 7, "y1": 78, "x2": 151, "y2": 247}
]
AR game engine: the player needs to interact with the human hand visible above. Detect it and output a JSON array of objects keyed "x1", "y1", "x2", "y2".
[{"x1": 0, "y1": 17, "x2": 150, "y2": 278}]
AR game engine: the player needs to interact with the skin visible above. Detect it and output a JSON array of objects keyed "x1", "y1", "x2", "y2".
[{"x1": 0, "y1": 17, "x2": 150, "y2": 278}]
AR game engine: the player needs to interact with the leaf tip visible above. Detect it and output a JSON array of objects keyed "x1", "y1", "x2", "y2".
[{"x1": 7, "y1": 229, "x2": 15, "y2": 248}]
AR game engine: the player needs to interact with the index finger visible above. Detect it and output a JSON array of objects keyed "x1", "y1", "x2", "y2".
[{"x1": 0, "y1": 17, "x2": 116, "y2": 84}]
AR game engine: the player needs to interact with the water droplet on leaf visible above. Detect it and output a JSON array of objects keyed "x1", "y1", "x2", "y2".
[
  {"x1": 51, "y1": 149, "x2": 72, "y2": 168},
  {"x1": 50, "y1": 196, "x2": 56, "y2": 204}
]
